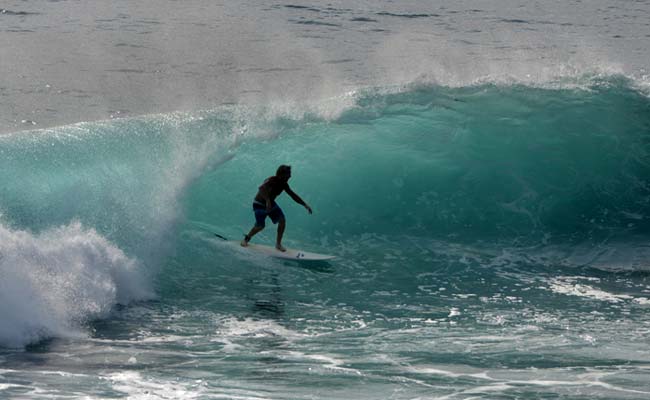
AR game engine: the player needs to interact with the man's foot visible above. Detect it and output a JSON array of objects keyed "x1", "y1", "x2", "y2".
[
  {"x1": 276, "y1": 244, "x2": 286, "y2": 252},
  {"x1": 241, "y1": 235, "x2": 251, "y2": 247}
]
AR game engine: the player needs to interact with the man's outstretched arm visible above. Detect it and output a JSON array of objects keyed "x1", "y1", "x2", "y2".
[{"x1": 286, "y1": 186, "x2": 313, "y2": 214}]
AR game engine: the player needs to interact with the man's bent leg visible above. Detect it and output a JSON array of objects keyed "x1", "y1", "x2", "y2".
[
  {"x1": 242, "y1": 225, "x2": 264, "y2": 247},
  {"x1": 276, "y1": 219, "x2": 286, "y2": 251}
]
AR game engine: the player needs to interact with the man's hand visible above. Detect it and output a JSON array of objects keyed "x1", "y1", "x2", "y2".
[{"x1": 305, "y1": 204, "x2": 313, "y2": 214}]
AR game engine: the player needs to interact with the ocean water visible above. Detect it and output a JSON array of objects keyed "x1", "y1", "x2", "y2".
[{"x1": 1, "y1": 1, "x2": 650, "y2": 399}]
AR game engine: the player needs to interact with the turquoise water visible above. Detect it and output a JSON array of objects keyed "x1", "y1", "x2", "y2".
[{"x1": 2, "y1": 79, "x2": 650, "y2": 398}]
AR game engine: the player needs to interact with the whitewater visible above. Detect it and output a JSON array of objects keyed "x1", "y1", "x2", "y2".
[{"x1": 1, "y1": 1, "x2": 650, "y2": 399}]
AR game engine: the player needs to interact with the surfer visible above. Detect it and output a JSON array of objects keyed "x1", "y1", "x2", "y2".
[{"x1": 241, "y1": 165, "x2": 312, "y2": 251}]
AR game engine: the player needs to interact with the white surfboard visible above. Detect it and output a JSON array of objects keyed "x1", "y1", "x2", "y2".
[{"x1": 231, "y1": 241, "x2": 336, "y2": 261}]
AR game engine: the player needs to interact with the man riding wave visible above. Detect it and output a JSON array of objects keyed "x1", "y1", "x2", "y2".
[{"x1": 241, "y1": 165, "x2": 312, "y2": 251}]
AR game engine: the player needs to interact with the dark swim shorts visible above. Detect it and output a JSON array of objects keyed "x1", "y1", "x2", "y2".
[{"x1": 253, "y1": 202, "x2": 285, "y2": 228}]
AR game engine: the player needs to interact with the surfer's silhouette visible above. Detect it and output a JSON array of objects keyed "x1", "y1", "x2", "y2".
[{"x1": 241, "y1": 165, "x2": 312, "y2": 251}]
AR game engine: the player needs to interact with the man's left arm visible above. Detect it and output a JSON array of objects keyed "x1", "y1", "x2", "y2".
[{"x1": 285, "y1": 186, "x2": 313, "y2": 214}]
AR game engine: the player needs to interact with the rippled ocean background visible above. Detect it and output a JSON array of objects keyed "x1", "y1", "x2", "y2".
[{"x1": 1, "y1": 1, "x2": 650, "y2": 399}]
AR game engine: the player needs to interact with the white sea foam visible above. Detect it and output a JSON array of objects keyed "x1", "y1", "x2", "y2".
[
  {"x1": 108, "y1": 371, "x2": 270, "y2": 400},
  {"x1": 548, "y1": 276, "x2": 633, "y2": 303},
  {"x1": 108, "y1": 371, "x2": 205, "y2": 400},
  {"x1": 0, "y1": 221, "x2": 153, "y2": 348},
  {"x1": 215, "y1": 317, "x2": 307, "y2": 341}
]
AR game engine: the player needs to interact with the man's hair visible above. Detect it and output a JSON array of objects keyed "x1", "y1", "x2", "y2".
[{"x1": 276, "y1": 165, "x2": 291, "y2": 176}]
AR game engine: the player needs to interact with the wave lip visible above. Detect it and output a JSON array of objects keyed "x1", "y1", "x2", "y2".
[{"x1": 0, "y1": 222, "x2": 153, "y2": 348}]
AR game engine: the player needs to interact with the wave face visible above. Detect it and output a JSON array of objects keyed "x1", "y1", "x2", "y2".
[
  {"x1": 2, "y1": 77, "x2": 650, "y2": 398},
  {"x1": 189, "y1": 77, "x2": 650, "y2": 245}
]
